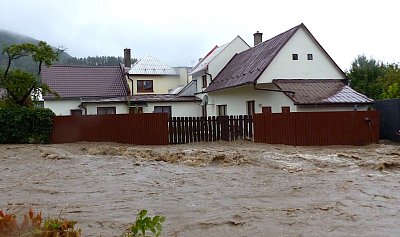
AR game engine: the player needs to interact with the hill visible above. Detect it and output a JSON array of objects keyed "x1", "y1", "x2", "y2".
[{"x1": 0, "y1": 29, "x2": 73, "y2": 73}]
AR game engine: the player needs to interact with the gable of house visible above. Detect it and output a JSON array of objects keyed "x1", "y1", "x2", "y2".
[
  {"x1": 257, "y1": 25, "x2": 346, "y2": 84},
  {"x1": 191, "y1": 36, "x2": 250, "y2": 95},
  {"x1": 205, "y1": 23, "x2": 347, "y2": 93},
  {"x1": 128, "y1": 55, "x2": 184, "y2": 95}
]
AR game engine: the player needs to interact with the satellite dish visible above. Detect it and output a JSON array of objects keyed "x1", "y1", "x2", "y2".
[{"x1": 201, "y1": 95, "x2": 208, "y2": 106}]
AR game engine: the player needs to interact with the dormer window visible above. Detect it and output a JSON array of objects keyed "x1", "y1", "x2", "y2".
[
  {"x1": 202, "y1": 75, "x2": 207, "y2": 88},
  {"x1": 292, "y1": 54, "x2": 298, "y2": 60},
  {"x1": 307, "y1": 54, "x2": 313, "y2": 60}
]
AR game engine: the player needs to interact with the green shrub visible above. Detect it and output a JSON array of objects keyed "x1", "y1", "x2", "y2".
[
  {"x1": 0, "y1": 107, "x2": 54, "y2": 144},
  {"x1": 122, "y1": 210, "x2": 166, "y2": 237}
]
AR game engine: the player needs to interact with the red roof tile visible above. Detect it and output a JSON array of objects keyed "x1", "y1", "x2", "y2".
[
  {"x1": 205, "y1": 24, "x2": 301, "y2": 92},
  {"x1": 41, "y1": 65, "x2": 129, "y2": 99},
  {"x1": 273, "y1": 79, "x2": 373, "y2": 105}
]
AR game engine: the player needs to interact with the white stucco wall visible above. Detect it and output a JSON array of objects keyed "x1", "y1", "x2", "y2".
[
  {"x1": 208, "y1": 36, "x2": 250, "y2": 80},
  {"x1": 142, "y1": 101, "x2": 201, "y2": 117},
  {"x1": 192, "y1": 36, "x2": 250, "y2": 95},
  {"x1": 44, "y1": 99, "x2": 82, "y2": 116},
  {"x1": 206, "y1": 85, "x2": 295, "y2": 116},
  {"x1": 85, "y1": 103, "x2": 128, "y2": 115},
  {"x1": 206, "y1": 85, "x2": 368, "y2": 116},
  {"x1": 257, "y1": 27, "x2": 346, "y2": 84}
]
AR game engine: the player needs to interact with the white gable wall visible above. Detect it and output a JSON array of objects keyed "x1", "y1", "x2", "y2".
[
  {"x1": 208, "y1": 36, "x2": 250, "y2": 80},
  {"x1": 192, "y1": 36, "x2": 250, "y2": 97},
  {"x1": 257, "y1": 27, "x2": 346, "y2": 84}
]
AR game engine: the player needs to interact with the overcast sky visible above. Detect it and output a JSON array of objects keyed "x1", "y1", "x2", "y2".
[{"x1": 1, "y1": 0, "x2": 399, "y2": 70}]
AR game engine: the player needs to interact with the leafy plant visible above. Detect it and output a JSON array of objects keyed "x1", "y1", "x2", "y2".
[
  {"x1": 0, "y1": 107, "x2": 54, "y2": 144},
  {"x1": 122, "y1": 210, "x2": 166, "y2": 237},
  {"x1": 0, "y1": 209, "x2": 81, "y2": 237}
]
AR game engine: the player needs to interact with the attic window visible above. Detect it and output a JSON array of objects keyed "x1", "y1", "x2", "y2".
[
  {"x1": 292, "y1": 54, "x2": 298, "y2": 60},
  {"x1": 307, "y1": 54, "x2": 313, "y2": 60}
]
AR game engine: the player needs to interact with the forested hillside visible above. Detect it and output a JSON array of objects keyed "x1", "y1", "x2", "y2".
[{"x1": 0, "y1": 29, "x2": 136, "y2": 73}]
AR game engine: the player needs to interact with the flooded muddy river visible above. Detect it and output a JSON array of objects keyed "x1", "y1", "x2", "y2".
[{"x1": 0, "y1": 141, "x2": 399, "y2": 236}]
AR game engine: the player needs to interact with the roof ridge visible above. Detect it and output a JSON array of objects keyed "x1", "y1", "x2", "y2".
[{"x1": 50, "y1": 64, "x2": 119, "y2": 68}]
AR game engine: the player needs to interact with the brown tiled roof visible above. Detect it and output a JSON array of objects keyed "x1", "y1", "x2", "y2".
[
  {"x1": 41, "y1": 65, "x2": 129, "y2": 99},
  {"x1": 273, "y1": 79, "x2": 373, "y2": 105},
  {"x1": 129, "y1": 94, "x2": 200, "y2": 102},
  {"x1": 205, "y1": 24, "x2": 301, "y2": 92}
]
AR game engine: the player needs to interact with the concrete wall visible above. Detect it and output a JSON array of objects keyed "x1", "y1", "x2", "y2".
[
  {"x1": 257, "y1": 27, "x2": 346, "y2": 84},
  {"x1": 142, "y1": 101, "x2": 201, "y2": 117},
  {"x1": 44, "y1": 100, "x2": 82, "y2": 116}
]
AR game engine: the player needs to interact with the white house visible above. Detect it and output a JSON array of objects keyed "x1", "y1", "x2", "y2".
[
  {"x1": 190, "y1": 36, "x2": 250, "y2": 116},
  {"x1": 203, "y1": 23, "x2": 373, "y2": 116}
]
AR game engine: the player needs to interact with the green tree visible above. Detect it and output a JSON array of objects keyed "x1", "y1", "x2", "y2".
[
  {"x1": 0, "y1": 41, "x2": 58, "y2": 107},
  {"x1": 379, "y1": 64, "x2": 400, "y2": 99},
  {"x1": 347, "y1": 55, "x2": 385, "y2": 99}
]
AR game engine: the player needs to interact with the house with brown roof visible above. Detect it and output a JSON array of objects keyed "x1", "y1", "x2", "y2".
[
  {"x1": 123, "y1": 52, "x2": 200, "y2": 116},
  {"x1": 42, "y1": 54, "x2": 200, "y2": 116},
  {"x1": 42, "y1": 64, "x2": 130, "y2": 115},
  {"x1": 202, "y1": 23, "x2": 373, "y2": 116}
]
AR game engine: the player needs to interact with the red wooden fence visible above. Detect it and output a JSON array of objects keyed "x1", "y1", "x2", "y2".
[
  {"x1": 52, "y1": 113, "x2": 169, "y2": 145},
  {"x1": 169, "y1": 115, "x2": 253, "y2": 144},
  {"x1": 254, "y1": 111, "x2": 379, "y2": 146}
]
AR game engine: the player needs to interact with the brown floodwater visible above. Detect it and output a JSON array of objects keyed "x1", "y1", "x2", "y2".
[{"x1": 0, "y1": 141, "x2": 399, "y2": 236}]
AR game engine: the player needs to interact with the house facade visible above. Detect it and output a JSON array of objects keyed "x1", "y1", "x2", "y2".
[
  {"x1": 125, "y1": 53, "x2": 200, "y2": 116},
  {"x1": 203, "y1": 23, "x2": 373, "y2": 116}
]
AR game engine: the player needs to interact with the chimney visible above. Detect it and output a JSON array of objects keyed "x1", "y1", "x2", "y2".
[
  {"x1": 253, "y1": 31, "x2": 263, "y2": 46},
  {"x1": 124, "y1": 48, "x2": 131, "y2": 68}
]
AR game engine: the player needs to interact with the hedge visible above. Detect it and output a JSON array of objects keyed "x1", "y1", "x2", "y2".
[{"x1": 0, "y1": 107, "x2": 55, "y2": 144}]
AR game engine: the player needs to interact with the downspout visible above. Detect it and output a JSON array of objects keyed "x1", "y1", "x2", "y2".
[{"x1": 127, "y1": 74, "x2": 134, "y2": 96}]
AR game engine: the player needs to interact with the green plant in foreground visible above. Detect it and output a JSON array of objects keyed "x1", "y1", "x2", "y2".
[{"x1": 122, "y1": 210, "x2": 166, "y2": 237}]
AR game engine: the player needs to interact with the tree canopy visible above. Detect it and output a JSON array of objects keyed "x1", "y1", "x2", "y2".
[
  {"x1": 347, "y1": 55, "x2": 400, "y2": 99},
  {"x1": 0, "y1": 41, "x2": 59, "y2": 107}
]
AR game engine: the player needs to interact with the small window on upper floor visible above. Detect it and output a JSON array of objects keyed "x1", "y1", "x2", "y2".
[
  {"x1": 202, "y1": 75, "x2": 207, "y2": 88},
  {"x1": 292, "y1": 54, "x2": 298, "y2": 60},
  {"x1": 307, "y1": 54, "x2": 313, "y2": 60}
]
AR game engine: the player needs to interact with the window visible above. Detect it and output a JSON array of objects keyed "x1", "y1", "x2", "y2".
[
  {"x1": 97, "y1": 107, "x2": 116, "y2": 115},
  {"x1": 307, "y1": 54, "x2": 313, "y2": 60},
  {"x1": 202, "y1": 75, "x2": 207, "y2": 88},
  {"x1": 154, "y1": 106, "x2": 172, "y2": 116},
  {"x1": 282, "y1": 106, "x2": 290, "y2": 113},
  {"x1": 246, "y1": 100, "x2": 255, "y2": 116},
  {"x1": 71, "y1": 109, "x2": 82, "y2": 116},
  {"x1": 129, "y1": 107, "x2": 143, "y2": 114},
  {"x1": 292, "y1": 54, "x2": 298, "y2": 60},
  {"x1": 137, "y1": 80, "x2": 153, "y2": 93},
  {"x1": 217, "y1": 105, "x2": 227, "y2": 116}
]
